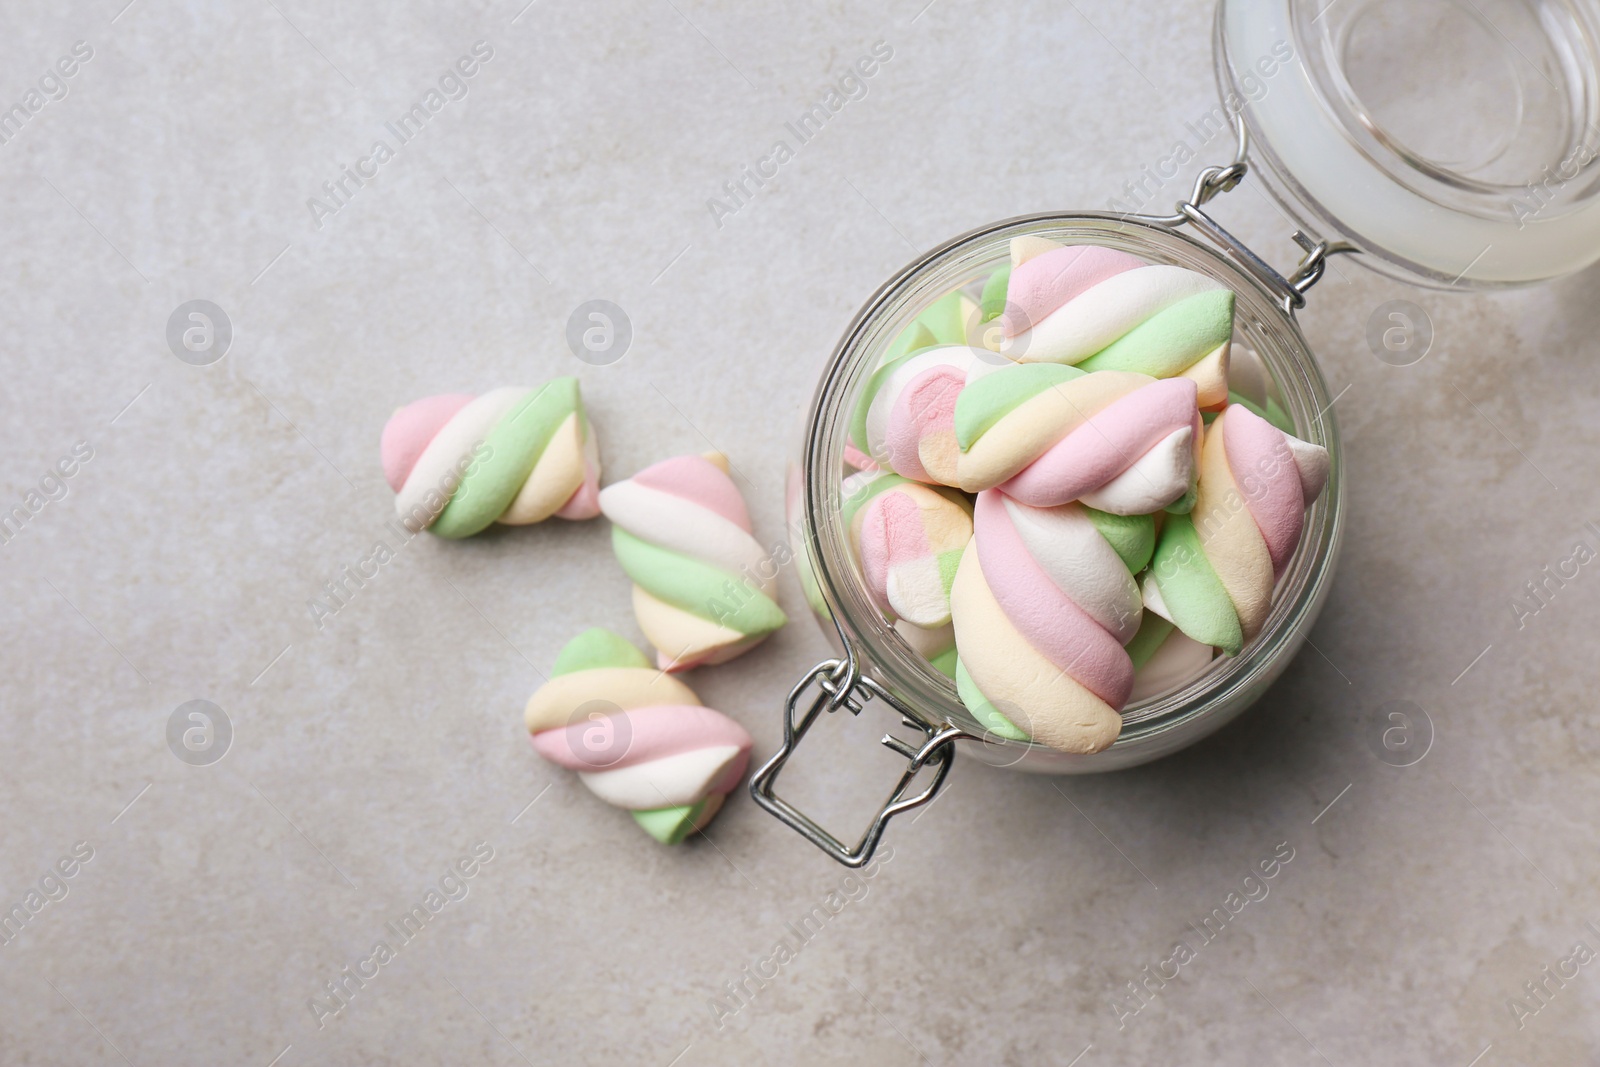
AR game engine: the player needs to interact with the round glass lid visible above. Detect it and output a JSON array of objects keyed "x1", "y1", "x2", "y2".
[{"x1": 1218, "y1": 0, "x2": 1600, "y2": 286}]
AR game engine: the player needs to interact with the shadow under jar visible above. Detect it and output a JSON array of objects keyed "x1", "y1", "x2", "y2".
[{"x1": 751, "y1": 0, "x2": 1600, "y2": 867}]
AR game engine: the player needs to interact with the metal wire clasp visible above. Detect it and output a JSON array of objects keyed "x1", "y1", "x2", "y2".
[
  {"x1": 1139, "y1": 115, "x2": 1357, "y2": 312},
  {"x1": 1284, "y1": 231, "x2": 1357, "y2": 299},
  {"x1": 748, "y1": 658, "x2": 971, "y2": 867}
]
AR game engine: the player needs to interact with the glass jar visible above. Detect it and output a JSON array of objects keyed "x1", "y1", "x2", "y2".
[
  {"x1": 752, "y1": 0, "x2": 1600, "y2": 866},
  {"x1": 1220, "y1": 0, "x2": 1600, "y2": 287}
]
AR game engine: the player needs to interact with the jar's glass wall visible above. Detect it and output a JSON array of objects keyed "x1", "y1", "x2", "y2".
[{"x1": 795, "y1": 214, "x2": 1344, "y2": 773}]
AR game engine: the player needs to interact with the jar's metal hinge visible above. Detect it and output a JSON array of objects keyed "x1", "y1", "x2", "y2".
[
  {"x1": 748, "y1": 658, "x2": 972, "y2": 868},
  {"x1": 1139, "y1": 116, "x2": 1358, "y2": 312}
]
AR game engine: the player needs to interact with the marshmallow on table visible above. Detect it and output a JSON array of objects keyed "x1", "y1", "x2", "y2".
[
  {"x1": 951, "y1": 492, "x2": 1155, "y2": 753},
  {"x1": 382, "y1": 378, "x2": 600, "y2": 538},
  {"x1": 599, "y1": 452, "x2": 786, "y2": 672},
  {"x1": 525, "y1": 629, "x2": 753, "y2": 844},
  {"x1": 1143, "y1": 404, "x2": 1330, "y2": 655}
]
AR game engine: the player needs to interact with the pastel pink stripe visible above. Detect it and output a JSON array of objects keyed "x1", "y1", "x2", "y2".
[
  {"x1": 1001, "y1": 377, "x2": 1200, "y2": 507},
  {"x1": 630, "y1": 455, "x2": 751, "y2": 531},
  {"x1": 1002, "y1": 245, "x2": 1146, "y2": 337},
  {"x1": 843, "y1": 442, "x2": 880, "y2": 472},
  {"x1": 1221, "y1": 405, "x2": 1305, "y2": 577},
  {"x1": 554, "y1": 458, "x2": 601, "y2": 520},
  {"x1": 973, "y1": 491, "x2": 1133, "y2": 706},
  {"x1": 529, "y1": 704, "x2": 753, "y2": 775},
  {"x1": 858, "y1": 490, "x2": 934, "y2": 611},
  {"x1": 380, "y1": 393, "x2": 475, "y2": 491},
  {"x1": 883, "y1": 364, "x2": 965, "y2": 482}
]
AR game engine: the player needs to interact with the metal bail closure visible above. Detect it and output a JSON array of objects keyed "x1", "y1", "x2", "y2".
[
  {"x1": 1179, "y1": 202, "x2": 1357, "y2": 313},
  {"x1": 749, "y1": 658, "x2": 971, "y2": 867},
  {"x1": 1141, "y1": 115, "x2": 1358, "y2": 313}
]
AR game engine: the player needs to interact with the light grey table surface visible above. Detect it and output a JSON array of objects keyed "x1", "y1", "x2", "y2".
[{"x1": 3, "y1": 1, "x2": 1598, "y2": 1064}]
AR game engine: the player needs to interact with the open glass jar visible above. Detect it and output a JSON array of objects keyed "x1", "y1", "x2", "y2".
[{"x1": 752, "y1": 0, "x2": 1600, "y2": 866}]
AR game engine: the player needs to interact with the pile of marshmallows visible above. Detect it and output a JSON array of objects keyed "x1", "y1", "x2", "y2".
[
  {"x1": 380, "y1": 382, "x2": 785, "y2": 845},
  {"x1": 842, "y1": 236, "x2": 1329, "y2": 754},
  {"x1": 376, "y1": 234, "x2": 1330, "y2": 844}
]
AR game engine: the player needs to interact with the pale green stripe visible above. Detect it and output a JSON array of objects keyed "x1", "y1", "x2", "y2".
[
  {"x1": 1077, "y1": 289, "x2": 1234, "y2": 378},
  {"x1": 980, "y1": 264, "x2": 1012, "y2": 322},
  {"x1": 1206, "y1": 393, "x2": 1293, "y2": 436},
  {"x1": 1148, "y1": 512, "x2": 1242, "y2": 655},
  {"x1": 431, "y1": 378, "x2": 581, "y2": 539},
  {"x1": 936, "y1": 548, "x2": 963, "y2": 595},
  {"x1": 553, "y1": 628, "x2": 648, "y2": 677},
  {"x1": 1124, "y1": 612, "x2": 1174, "y2": 671},
  {"x1": 1163, "y1": 482, "x2": 1198, "y2": 516},
  {"x1": 954, "y1": 362, "x2": 1084, "y2": 451},
  {"x1": 1084, "y1": 508, "x2": 1154, "y2": 574},
  {"x1": 633, "y1": 800, "x2": 710, "y2": 844},
  {"x1": 1223, "y1": 389, "x2": 1268, "y2": 422},
  {"x1": 917, "y1": 290, "x2": 973, "y2": 346},
  {"x1": 795, "y1": 537, "x2": 832, "y2": 621},
  {"x1": 955, "y1": 657, "x2": 1030, "y2": 741},
  {"x1": 611, "y1": 528, "x2": 787, "y2": 637},
  {"x1": 880, "y1": 319, "x2": 938, "y2": 366}
]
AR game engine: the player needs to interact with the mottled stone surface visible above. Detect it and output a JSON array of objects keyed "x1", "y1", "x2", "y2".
[{"x1": 1, "y1": 1, "x2": 1597, "y2": 1064}]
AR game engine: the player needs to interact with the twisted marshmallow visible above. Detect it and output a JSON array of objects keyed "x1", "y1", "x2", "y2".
[
  {"x1": 1125, "y1": 613, "x2": 1216, "y2": 703},
  {"x1": 383, "y1": 379, "x2": 600, "y2": 538},
  {"x1": 898, "y1": 619, "x2": 957, "y2": 679},
  {"x1": 526, "y1": 629, "x2": 752, "y2": 844},
  {"x1": 1143, "y1": 405, "x2": 1330, "y2": 655},
  {"x1": 951, "y1": 492, "x2": 1155, "y2": 753},
  {"x1": 1213, "y1": 344, "x2": 1294, "y2": 432},
  {"x1": 883, "y1": 288, "x2": 984, "y2": 361},
  {"x1": 979, "y1": 259, "x2": 1013, "y2": 324},
  {"x1": 954, "y1": 364, "x2": 1203, "y2": 514},
  {"x1": 842, "y1": 470, "x2": 972, "y2": 630},
  {"x1": 849, "y1": 289, "x2": 984, "y2": 481},
  {"x1": 995, "y1": 239, "x2": 1233, "y2": 407},
  {"x1": 859, "y1": 346, "x2": 989, "y2": 485},
  {"x1": 600, "y1": 453, "x2": 786, "y2": 671}
]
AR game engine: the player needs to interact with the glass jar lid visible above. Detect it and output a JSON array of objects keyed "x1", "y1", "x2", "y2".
[{"x1": 1218, "y1": 0, "x2": 1600, "y2": 286}]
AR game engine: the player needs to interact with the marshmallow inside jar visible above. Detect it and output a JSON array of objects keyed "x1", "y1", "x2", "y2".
[{"x1": 782, "y1": 215, "x2": 1344, "y2": 789}]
